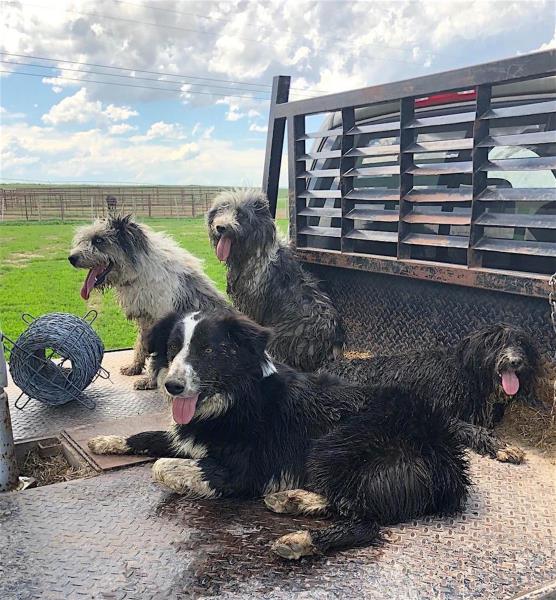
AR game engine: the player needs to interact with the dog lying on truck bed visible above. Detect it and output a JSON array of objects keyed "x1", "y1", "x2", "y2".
[
  {"x1": 68, "y1": 214, "x2": 227, "y2": 389},
  {"x1": 207, "y1": 189, "x2": 345, "y2": 371},
  {"x1": 326, "y1": 323, "x2": 541, "y2": 464},
  {"x1": 88, "y1": 310, "x2": 469, "y2": 558}
]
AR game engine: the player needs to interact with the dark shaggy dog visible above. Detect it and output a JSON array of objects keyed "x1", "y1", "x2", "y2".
[
  {"x1": 69, "y1": 214, "x2": 227, "y2": 388},
  {"x1": 88, "y1": 311, "x2": 469, "y2": 558},
  {"x1": 207, "y1": 189, "x2": 345, "y2": 371},
  {"x1": 327, "y1": 323, "x2": 541, "y2": 464}
]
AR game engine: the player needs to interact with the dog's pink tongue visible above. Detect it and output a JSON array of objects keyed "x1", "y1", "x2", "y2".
[
  {"x1": 501, "y1": 371, "x2": 520, "y2": 396},
  {"x1": 216, "y1": 236, "x2": 232, "y2": 262},
  {"x1": 80, "y1": 265, "x2": 105, "y2": 300},
  {"x1": 172, "y1": 395, "x2": 199, "y2": 424}
]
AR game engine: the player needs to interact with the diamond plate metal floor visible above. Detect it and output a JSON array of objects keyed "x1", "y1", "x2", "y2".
[
  {"x1": 5, "y1": 350, "x2": 167, "y2": 441},
  {"x1": 1, "y1": 450, "x2": 554, "y2": 600}
]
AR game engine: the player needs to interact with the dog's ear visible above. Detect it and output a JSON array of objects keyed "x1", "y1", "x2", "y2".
[
  {"x1": 251, "y1": 192, "x2": 270, "y2": 213},
  {"x1": 147, "y1": 312, "x2": 179, "y2": 357},
  {"x1": 109, "y1": 213, "x2": 149, "y2": 260},
  {"x1": 222, "y1": 314, "x2": 271, "y2": 358}
]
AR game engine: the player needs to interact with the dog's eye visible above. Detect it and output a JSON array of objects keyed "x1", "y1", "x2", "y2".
[
  {"x1": 92, "y1": 236, "x2": 103, "y2": 246},
  {"x1": 204, "y1": 347, "x2": 213, "y2": 354}
]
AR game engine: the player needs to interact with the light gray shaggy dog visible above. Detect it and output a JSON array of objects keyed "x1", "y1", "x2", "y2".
[
  {"x1": 207, "y1": 189, "x2": 344, "y2": 371},
  {"x1": 69, "y1": 214, "x2": 227, "y2": 389}
]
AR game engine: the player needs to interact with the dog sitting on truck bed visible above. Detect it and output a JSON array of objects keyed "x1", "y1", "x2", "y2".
[
  {"x1": 68, "y1": 214, "x2": 227, "y2": 389},
  {"x1": 326, "y1": 323, "x2": 541, "y2": 464},
  {"x1": 207, "y1": 189, "x2": 344, "y2": 371},
  {"x1": 88, "y1": 310, "x2": 469, "y2": 558}
]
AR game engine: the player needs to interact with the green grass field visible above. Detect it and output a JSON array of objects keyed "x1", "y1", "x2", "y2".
[{"x1": 0, "y1": 217, "x2": 287, "y2": 350}]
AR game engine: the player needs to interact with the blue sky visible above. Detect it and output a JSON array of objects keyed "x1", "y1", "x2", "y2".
[{"x1": 1, "y1": 0, "x2": 555, "y2": 186}]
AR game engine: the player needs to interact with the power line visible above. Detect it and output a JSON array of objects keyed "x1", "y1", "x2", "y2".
[
  {"x1": 0, "y1": 59, "x2": 274, "y2": 95},
  {"x1": 0, "y1": 52, "x2": 317, "y2": 98},
  {"x1": 0, "y1": 57, "x2": 315, "y2": 98},
  {"x1": 0, "y1": 51, "x2": 286, "y2": 92},
  {"x1": 0, "y1": 70, "x2": 272, "y2": 100}
]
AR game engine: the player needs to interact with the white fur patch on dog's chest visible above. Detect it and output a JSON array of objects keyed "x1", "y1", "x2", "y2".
[{"x1": 166, "y1": 426, "x2": 208, "y2": 458}]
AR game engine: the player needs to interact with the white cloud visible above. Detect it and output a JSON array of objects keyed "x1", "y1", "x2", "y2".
[
  {"x1": 249, "y1": 123, "x2": 267, "y2": 133},
  {"x1": 42, "y1": 88, "x2": 138, "y2": 126},
  {"x1": 0, "y1": 120, "x2": 263, "y2": 186},
  {"x1": 108, "y1": 123, "x2": 137, "y2": 135},
  {"x1": 0, "y1": 106, "x2": 26, "y2": 120},
  {"x1": 145, "y1": 121, "x2": 186, "y2": 140}
]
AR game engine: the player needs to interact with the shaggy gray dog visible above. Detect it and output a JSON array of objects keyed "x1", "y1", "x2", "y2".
[
  {"x1": 69, "y1": 214, "x2": 227, "y2": 389},
  {"x1": 207, "y1": 189, "x2": 344, "y2": 371}
]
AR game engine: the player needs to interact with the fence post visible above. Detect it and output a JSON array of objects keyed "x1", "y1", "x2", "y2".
[
  {"x1": 0, "y1": 337, "x2": 19, "y2": 491},
  {"x1": 262, "y1": 75, "x2": 290, "y2": 218}
]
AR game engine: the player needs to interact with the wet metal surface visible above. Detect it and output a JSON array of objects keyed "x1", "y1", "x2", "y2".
[
  {"x1": 5, "y1": 351, "x2": 166, "y2": 442},
  {"x1": 1, "y1": 451, "x2": 554, "y2": 600}
]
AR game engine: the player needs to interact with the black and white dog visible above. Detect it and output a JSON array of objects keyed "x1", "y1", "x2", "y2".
[
  {"x1": 207, "y1": 189, "x2": 345, "y2": 371},
  {"x1": 327, "y1": 323, "x2": 541, "y2": 464},
  {"x1": 88, "y1": 311, "x2": 469, "y2": 559}
]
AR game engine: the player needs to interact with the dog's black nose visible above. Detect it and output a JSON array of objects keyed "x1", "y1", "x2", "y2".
[
  {"x1": 68, "y1": 254, "x2": 78, "y2": 266},
  {"x1": 509, "y1": 357, "x2": 521, "y2": 369},
  {"x1": 216, "y1": 225, "x2": 227, "y2": 235},
  {"x1": 165, "y1": 380, "x2": 185, "y2": 395}
]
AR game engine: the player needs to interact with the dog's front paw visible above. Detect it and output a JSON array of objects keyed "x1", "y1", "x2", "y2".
[
  {"x1": 152, "y1": 458, "x2": 217, "y2": 498},
  {"x1": 120, "y1": 364, "x2": 143, "y2": 376},
  {"x1": 496, "y1": 445, "x2": 525, "y2": 464},
  {"x1": 134, "y1": 376, "x2": 157, "y2": 390},
  {"x1": 264, "y1": 489, "x2": 329, "y2": 516},
  {"x1": 88, "y1": 435, "x2": 130, "y2": 455},
  {"x1": 271, "y1": 531, "x2": 315, "y2": 560}
]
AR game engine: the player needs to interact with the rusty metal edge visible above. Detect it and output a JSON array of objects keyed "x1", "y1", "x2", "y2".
[{"x1": 296, "y1": 248, "x2": 550, "y2": 299}]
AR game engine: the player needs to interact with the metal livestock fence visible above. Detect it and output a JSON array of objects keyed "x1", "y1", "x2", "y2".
[{"x1": 0, "y1": 185, "x2": 231, "y2": 222}]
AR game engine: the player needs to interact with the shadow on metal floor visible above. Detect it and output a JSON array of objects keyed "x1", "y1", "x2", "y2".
[{"x1": 1, "y1": 451, "x2": 555, "y2": 599}]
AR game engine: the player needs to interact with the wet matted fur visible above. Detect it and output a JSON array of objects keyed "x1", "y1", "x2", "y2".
[
  {"x1": 326, "y1": 323, "x2": 541, "y2": 463},
  {"x1": 87, "y1": 310, "x2": 469, "y2": 558},
  {"x1": 68, "y1": 214, "x2": 227, "y2": 388},
  {"x1": 207, "y1": 189, "x2": 345, "y2": 371}
]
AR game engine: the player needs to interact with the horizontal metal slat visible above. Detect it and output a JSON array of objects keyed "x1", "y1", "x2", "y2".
[
  {"x1": 405, "y1": 111, "x2": 476, "y2": 129},
  {"x1": 477, "y1": 131, "x2": 556, "y2": 147},
  {"x1": 404, "y1": 188, "x2": 473, "y2": 203},
  {"x1": 298, "y1": 225, "x2": 341, "y2": 238},
  {"x1": 401, "y1": 233, "x2": 468, "y2": 248},
  {"x1": 480, "y1": 100, "x2": 556, "y2": 120},
  {"x1": 474, "y1": 212, "x2": 556, "y2": 229},
  {"x1": 404, "y1": 138, "x2": 473, "y2": 153},
  {"x1": 403, "y1": 210, "x2": 471, "y2": 225},
  {"x1": 344, "y1": 229, "x2": 398, "y2": 243},
  {"x1": 298, "y1": 169, "x2": 340, "y2": 179},
  {"x1": 343, "y1": 165, "x2": 400, "y2": 177},
  {"x1": 299, "y1": 129, "x2": 342, "y2": 140},
  {"x1": 298, "y1": 207, "x2": 342, "y2": 218},
  {"x1": 345, "y1": 188, "x2": 400, "y2": 202},
  {"x1": 478, "y1": 188, "x2": 556, "y2": 202},
  {"x1": 481, "y1": 156, "x2": 556, "y2": 172},
  {"x1": 347, "y1": 121, "x2": 400, "y2": 135},
  {"x1": 298, "y1": 150, "x2": 342, "y2": 160},
  {"x1": 407, "y1": 161, "x2": 472, "y2": 175},
  {"x1": 298, "y1": 190, "x2": 342, "y2": 198},
  {"x1": 474, "y1": 237, "x2": 556, "y2": 257},
  {"x1": 345, "y1": 144, "x2": 400, "y2": 158},
  {"x1": 345, "y1": 208, "x2": 399, "y2": 222}
]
